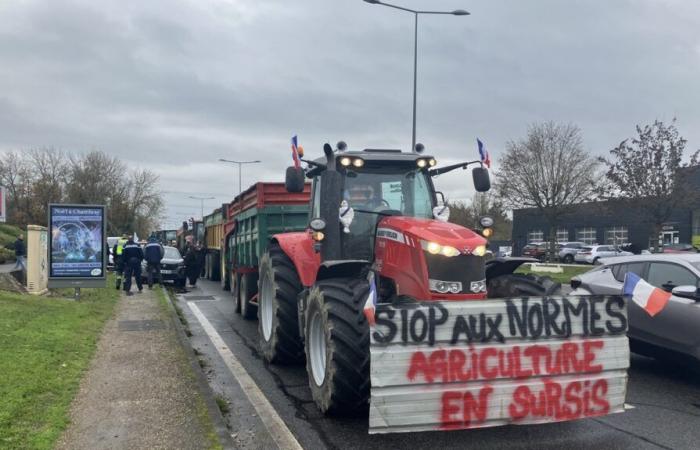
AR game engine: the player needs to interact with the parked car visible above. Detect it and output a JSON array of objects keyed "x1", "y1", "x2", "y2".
[
  {"x1": 570, "y1": 254, "x2": 700, "y2": 366},
  {"x1": 662, "y1": 243, "x2": 698, "y2": 254},
  {"x1": 558, "y1": 241, "x2": 585, "y2": 263},
  {"x1": 574, "y1": 245, "x2": 632, "y2": 264},
  {"x1": 140, "y1": 245, "x2": 186, "y2": 287},
  {"x1": 521, "y1": 242, "x2": 548, "y2": 261}
]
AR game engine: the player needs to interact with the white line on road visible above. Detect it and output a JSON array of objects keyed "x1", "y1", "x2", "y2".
[{"x1": 186, "y1": 301, "x2": 303, "y2": 450}]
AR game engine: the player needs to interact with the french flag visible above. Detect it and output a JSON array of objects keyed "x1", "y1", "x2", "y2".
[
  {"x1": 477, "y1": 138, "x2": 491, "y2": 168},
  {"x1": 363, "y1": 272, "x2": 378, "y2": 327},
  {"x1": 291, "y1": 135, "x2": 301, "y2": 169},
  {"x1": 622, "y1": 272, "x2": 671, "y2": 317}
]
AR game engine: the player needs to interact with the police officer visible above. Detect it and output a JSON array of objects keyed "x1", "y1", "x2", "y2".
[
  {"x1": 144, "y1": 236, "x2": 165, "y2": 289},
  {"x1": 121, "y1": 235, "x2": 144, "y2": 296},
  {"x1": 113, "y1": 235, "x2": 128, "y2": 290}
]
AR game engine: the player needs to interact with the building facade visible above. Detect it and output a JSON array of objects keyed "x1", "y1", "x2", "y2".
[{"x1": 511, "y1": 167, "x2": 700, "y2": 255}]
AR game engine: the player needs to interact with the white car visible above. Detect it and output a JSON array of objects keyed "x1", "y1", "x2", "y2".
[{"x1": 574, "y1": 245, "x2": 633, "y2": 264}]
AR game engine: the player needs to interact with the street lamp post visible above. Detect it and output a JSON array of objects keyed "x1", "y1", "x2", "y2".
[
  {"x1": 188, "y1": 196, "x2": 215, "y2": 220},
  {"x1": 218, "y1": 159, "x2": 262, "y2": 201},
  {"x1": 363, "y1": 0, "x2": 469, "y2": 153}
]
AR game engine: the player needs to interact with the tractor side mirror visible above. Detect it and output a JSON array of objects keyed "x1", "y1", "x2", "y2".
[
  {"x1": 285, "y1": 166, "x2": 305, "y2": 193},
  {"x1": 473, "y1": 167, "x2": 491, "y2": 192}
]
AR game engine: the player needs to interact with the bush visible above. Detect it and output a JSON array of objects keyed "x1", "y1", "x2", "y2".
[{"x1": 0, "y1": 247, "x2": 16, "y2": 264}]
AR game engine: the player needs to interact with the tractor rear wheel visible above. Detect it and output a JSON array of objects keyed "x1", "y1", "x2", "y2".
[
  {"x1": 258, "y1": 244, "x2": 304, "y2": 364},
  {"x1": 305, "y1": 278, "x2": 370, "y2": 415},
  {"x1": 240, "y1": 273, "x2": 258, "y2": 320}
]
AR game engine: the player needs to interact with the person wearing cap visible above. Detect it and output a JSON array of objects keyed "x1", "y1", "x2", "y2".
[
  {"x1": 144, "y1": 236, "x2": 165, "y2": 289},
  {"x1": 121, "y1": 235, "x2": 144, "y2": 295}
]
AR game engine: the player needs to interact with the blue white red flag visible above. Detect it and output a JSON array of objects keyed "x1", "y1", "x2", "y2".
[
  {"x1": 622, "y1": 272, "x2": 671, "y2": 317},
  {"x1": 477, "y1": 138, "x2": 491, "y2": 168},
  {"x1": 363, "y1": 272, "x2": 378, "y2": 326},
  {"x1": 291, "y1": 135, "x2": 301, "y2": 169}
]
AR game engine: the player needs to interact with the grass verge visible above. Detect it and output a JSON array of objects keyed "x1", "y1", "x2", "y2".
[
  {"x1": 0, "y1": 278, "x2": 119, "y2": 450},
  {"x1": 515, "y1": 263, "x2": 592, "y2": 285}
]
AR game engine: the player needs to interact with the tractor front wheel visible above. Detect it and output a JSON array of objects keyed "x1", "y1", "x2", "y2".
[
  {"x1": 305, "y1": 278, "x2": 370, "y2": 415},
  {"x1": 258, "y1": 244, "x2": 304, "y2": 364}
]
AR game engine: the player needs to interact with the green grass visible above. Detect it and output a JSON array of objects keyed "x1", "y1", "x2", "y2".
[
  {"x1": 515, "y1": 263, "x2": 592, "y2": 285},
  {"x1": 0, "y1": 279, "x2": 119, "y2": 450}
]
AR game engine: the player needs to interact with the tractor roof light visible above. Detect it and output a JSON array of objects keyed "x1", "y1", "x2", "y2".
[
  {"x1": 352, "y1": 158, "x2": 364, "y2": 168},
  {"x1": 417, "y1": 159, "x2": 428, "y2": 168},
  {"x1": 428, "y1": 158, "x2": 437, "y2": 167},
  {"x1": 340, "y1": 157, "x2": 352, "y2": 167}
]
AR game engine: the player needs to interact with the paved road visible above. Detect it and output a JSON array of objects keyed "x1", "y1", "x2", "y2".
[{"x1": 176, "y1": 279, "x2": 700, "y2": 450}]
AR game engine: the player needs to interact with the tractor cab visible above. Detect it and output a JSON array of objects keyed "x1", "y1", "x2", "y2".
[{"x1": 286, "y1": 142, "x2": 490, "y2": 267}]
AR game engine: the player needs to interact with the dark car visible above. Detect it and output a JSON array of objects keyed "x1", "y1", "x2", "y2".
[
  {"x1": 141, "y1": 246, "x2": 186, "y2": 287},
  {"x1": 570, "y1": 254, "x2": 700, "y2": 366},
  {"x1": 521, "y1": 242, "x2": 548, "y2": 261}
]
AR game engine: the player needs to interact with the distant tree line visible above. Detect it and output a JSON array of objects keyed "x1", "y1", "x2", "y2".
[
  {"x1": 493, "y1": 118, "x2": 699, "y2": 255},
  {"x1": 0, "y1": 149, "x2": 164, "y2": 237},
  {"x1": 448, "y1": 193, "x2": 512, "y2": 241}
]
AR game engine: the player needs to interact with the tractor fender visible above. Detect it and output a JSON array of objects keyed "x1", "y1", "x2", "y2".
[
  {"x1": 316, "y1": 260, "x2": 370, "y2": 281},
  {"x1": 271, "y1": 232, "x2": 320, "y2": 287}
]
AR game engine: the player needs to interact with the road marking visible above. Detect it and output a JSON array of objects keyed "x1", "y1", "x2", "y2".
[{"x1": 186, "y1": 301, "x2": 303, "y2": 450}]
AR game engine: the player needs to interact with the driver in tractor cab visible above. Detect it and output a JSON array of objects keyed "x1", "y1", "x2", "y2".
[{"x1": 344, "y1": 182, "x2": 384, "y2": 260}]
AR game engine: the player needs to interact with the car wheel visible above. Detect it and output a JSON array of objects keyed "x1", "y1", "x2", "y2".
[
  {"x1": 592, "y1": 257, "x2": 600, "y2": 265},
  {"x1": 563, "y1": 254, "x2": 574, "y2": 264}
]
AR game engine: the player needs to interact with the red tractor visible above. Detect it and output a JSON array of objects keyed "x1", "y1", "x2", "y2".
[{"x1": 257, "y1": 143, "x2": 556, "y2": 415}]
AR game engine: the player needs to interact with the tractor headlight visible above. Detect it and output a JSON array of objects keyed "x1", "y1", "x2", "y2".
[
  {"x1": 421, "y1": 240, "x2": 461, "y2": 257},
  {"x1": 429, "y1": 279, "x2": 463, "y2": 294},
  {"x1": 472, "y1": 245, "x2": 487, "y2": 257}
]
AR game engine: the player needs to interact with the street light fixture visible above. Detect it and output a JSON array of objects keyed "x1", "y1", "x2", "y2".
[
  {"x1": 363, "y1": 0, "x2": 470, "y2": 153},
  {"x1": 218, "y1": 158, "x2": 262, "y2": 203},
  {"x1": 189, "y1": 196, "x2": 215, "y2": 220}
]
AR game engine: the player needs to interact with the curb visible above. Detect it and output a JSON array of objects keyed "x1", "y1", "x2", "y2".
[{"x1": 162, "y1": 288, "x2": 237, "y2": 450}]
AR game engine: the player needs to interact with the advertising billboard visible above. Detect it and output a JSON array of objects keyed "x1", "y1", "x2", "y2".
[
  {"x1": 48, "y1": 204, "x2": 107, "y2": 288},
  {"x1": 0, "y1": 185, "x2": 6, "y2": 223}
]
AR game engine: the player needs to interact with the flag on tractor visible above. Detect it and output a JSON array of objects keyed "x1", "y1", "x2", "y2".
[
  {"x1": 363, "y1": 272, "x2": 378, "y2": 326},
  {"x1": 622, "y1": 272, "x2": 671, "y2": 317},
  {"x1": 291, "y1": 135, "x2": 301, "y2": 169},
  {"x1": 477, "y1": 138, "x2": 491, "y2": 168}
]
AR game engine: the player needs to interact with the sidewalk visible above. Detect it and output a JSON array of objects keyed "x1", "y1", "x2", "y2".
[{"x1": 55, "y1": 286, "x2": 228, "y2": 450}]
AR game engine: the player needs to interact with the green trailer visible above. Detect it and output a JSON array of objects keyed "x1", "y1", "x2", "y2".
[{"x1": 222, "y1": 182, "x2": 311, "y2": 318}]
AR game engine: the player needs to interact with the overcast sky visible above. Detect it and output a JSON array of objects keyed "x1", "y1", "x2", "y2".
[{"x1": 1, "y1": 0, "x2": 699, "y2": 228}]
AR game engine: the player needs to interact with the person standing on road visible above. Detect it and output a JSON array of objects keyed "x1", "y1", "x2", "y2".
[
  {"x1": 13, "y1": 234, "x2": 26, "y2": 272},
  {"x1": 122, "y1": 235, "x2": 144, "y2": 296},
  {"x1": 144, "y1": 236, "x2": 165, "y2": 289},
  {"x1": 184, "y1": 242, "x2": 199, "y2": 287},
  {"x1": 196, "y1": 241, "x2": 206, "y2": 278},
  {"x1": 113, "y1": 235, "x2": 128, "y2": 290}
]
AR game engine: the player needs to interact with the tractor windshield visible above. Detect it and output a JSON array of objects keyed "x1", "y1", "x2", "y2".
[
  {"x1": 341, "y1": 168, "x2": 434, "y2": 260},
  {"x1": 343, "y1": 168, "x2": 434, "y2": 218}
]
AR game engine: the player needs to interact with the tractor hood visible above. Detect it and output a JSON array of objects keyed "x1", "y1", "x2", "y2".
[{"x1": 378, "y1": 216, "x2": 486, "y2": 252}]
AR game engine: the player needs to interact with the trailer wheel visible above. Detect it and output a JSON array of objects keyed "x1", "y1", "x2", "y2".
[
  {"x1": 305, "y1": 278, "x2": 370, "y2": 415},
  {"x1": 258, "y1": 245, "x2": 304, "y2": 364},
  {"x1": 232, "y1": 273, "x2": 241, "y2": 313},
  {"x1": 240, "y1": 273, "x2": 258, "y2": 320}
]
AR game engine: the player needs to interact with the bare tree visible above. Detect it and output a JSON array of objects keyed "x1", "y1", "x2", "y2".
[
  {"x1": 495, "y1": 122, "x2": 600, "y2": 260},
  {"x1": 448, "y1": 192, "x2": 512, "y2": 241},
  {"x1": 599, "y1": 119, "x2": 699, "y2": 252}
]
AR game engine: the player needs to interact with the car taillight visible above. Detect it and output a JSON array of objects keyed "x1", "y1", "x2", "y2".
[{"x1": 570, "y1": 279, "x2": 581, "y2": 289}]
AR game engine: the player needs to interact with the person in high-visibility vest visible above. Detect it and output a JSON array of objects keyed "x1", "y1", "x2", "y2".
[{"x1": 113, "y1": 235, "x2": 128, "y2": 290}]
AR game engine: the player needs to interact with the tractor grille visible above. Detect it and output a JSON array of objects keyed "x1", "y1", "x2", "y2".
[{"x1": 423, "y1": 252, "x2": 485, "y2": 294}]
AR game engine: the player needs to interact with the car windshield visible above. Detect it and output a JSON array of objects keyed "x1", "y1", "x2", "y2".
[
  {"x1": 164, "y1": 247, "x2": 181, "y2": 259},
  {"x1": 343, "y1": 168, "x2": 434, "y2": 218}
]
